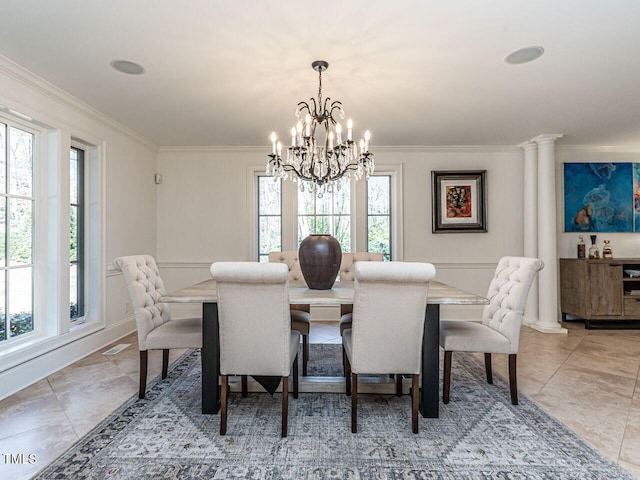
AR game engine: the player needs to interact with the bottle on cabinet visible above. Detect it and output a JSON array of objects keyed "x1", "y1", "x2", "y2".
[
  {"x1": 602, "y1": 239, "x2": 613, "y2": 258},
  {"x1": 588, "y1": 235, "x2": 600, "y2": 259},
  {"x1": 577, "y1": 235, "x2": 586, "y2": 259}
]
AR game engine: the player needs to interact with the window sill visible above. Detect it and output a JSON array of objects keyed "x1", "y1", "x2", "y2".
[{"x1": 0, "y1": 319, "x2": 104, "y2": 373}]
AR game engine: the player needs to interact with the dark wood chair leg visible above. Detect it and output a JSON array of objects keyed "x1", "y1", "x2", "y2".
[
  {"x1": 293, "y1": 354, "x2": 299, "y2": 399},
  {"x1": 345, "y1": 350, "x2": 352, "y2": 396},
  {"x1": 412, "y1": 374, "x2": 419, "y2": 434},
  {"x1": 302, "y1": 335, "x2": 309, "y2": 377},
  {"x1": 220, "y1": 375, "x2": 228, "y2": 435},
  {"x1": 396, "y1": 374, "x2": 403, "y2": 397},
  {"x1": 241, "y1": 375, "x2": 248, "y2": 397},
  {"x1": 162, "y1": 349, "x2": 170, "y2": 379},
  {"x1": 443, "y1": 350, "x2": 452, "y2": 404},
  {"x1": 281, "y1": 376, "x2": 288, "y2": 437},
  {"x1": 138, "y1": 351, "x2": 148, "y2": 399},
  {"x1": 351, "y1": 373, "x2": 358, "y2": 433},
  {"x1": 342, "y1": 346, "x2": 347, "y2": 378},
  {"x1": 484, "y1": 352, "x2": 493, "y2": 384},
  {"x1": 509, "y1": 354, "x2": 518, "y2": 405}
]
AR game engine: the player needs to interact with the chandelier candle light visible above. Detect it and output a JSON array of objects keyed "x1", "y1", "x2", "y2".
[{"x1": 267, "y1": 60, "x2": 374, "y2": 196}]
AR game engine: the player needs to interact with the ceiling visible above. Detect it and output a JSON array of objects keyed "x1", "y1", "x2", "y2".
[{"x1": 1, "y1": 0, "x2": 640, "y2": 148}]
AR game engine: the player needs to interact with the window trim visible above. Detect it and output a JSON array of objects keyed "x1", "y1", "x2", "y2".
[{"x1": 354, "y1": 164, "x2": 403, "y2": 260}]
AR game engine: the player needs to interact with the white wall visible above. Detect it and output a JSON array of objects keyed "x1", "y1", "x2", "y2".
[
  {"x1": 156, "y1": 145, "x2": 525, "y2": 320},
  {"x1": 0, "y1": 56, "x2": 158, "y2": 399},
  {"x1": 557, "y1": 147, "x2": 640, "y2": 259}
]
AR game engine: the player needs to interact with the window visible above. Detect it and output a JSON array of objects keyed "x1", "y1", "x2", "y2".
[
  {"x1": 254, "y1": 167, "x2": 401, "y2": 261},
  {"x1": 298, "y1": 182, "x2": 351, "y2": 253},
  {"x1": 0, "y1": 109, "x2": 104, "y2": 364},
  {"x1": 70, "y1": 146, "x2": 85, "y2": 320},
  {"x1": 367, "y1": 175, "x2": 391, "y2": 260},
  {"x1": 0, "y1": 121, "x2": 35, "y2": 343},
  {"x1": 257, "y1": 175, "x2": 282, "y2": 262}
]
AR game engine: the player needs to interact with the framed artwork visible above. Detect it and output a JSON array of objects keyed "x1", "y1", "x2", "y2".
[
  {"x1": 563, "y1": 162, "x2": 634, "y2": 232},
  {"x1": 432, "y1": 170, "x2": 487, "y2": 233}
]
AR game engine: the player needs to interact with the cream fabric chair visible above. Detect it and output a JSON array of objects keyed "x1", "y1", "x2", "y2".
[
  {"x1": 343, "y1": 261, "x2": 436, "y2": 433},
  {"x1": 210, "y1": 262, "x2": 299, "y2": 437},
  {"x1": 439, "y1": 256, "x2": 544, "y2": 406},
  {"x1": 269, "y1": 251, "x2": 310, "y2": 375},
  {"x1": 338, "y1": 252, "x2": 384, "y2": 335},
  {"x1": 113, "y1": 255, "x2": 202, "y2": 399}
]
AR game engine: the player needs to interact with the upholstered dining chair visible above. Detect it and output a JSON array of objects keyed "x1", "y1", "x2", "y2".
[
  {"x1": 439, "y1": 256, "x2": 544, "y2": 406},
  {"x1": 343, "y1": 261, "x2": 436, "y2": 433},
  {"x1": 338, "y1": 252, "x2": 384, "y2": 336},
  {"x1": 210, "y1": 262, "x2": 299, "y2": 437},
  {"x1": 113, "y1": 255, "x2": 202, "y2": 399},
  {"x1": 269, "y1": 251, "x2": 310, "y2": 375}
]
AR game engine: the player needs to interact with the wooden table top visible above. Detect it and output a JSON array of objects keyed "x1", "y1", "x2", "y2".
[{"x1": 160, "y1": 279, "x2": 488, "y2": 306}]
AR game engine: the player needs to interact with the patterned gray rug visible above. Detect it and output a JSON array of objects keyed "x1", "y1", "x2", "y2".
[{"x1": 34, "y1": 344, "x2": 634, "y2": 479}]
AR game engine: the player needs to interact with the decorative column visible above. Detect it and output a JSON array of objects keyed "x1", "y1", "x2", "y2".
[
  {"x1": 531, "y1": 134, "x2": 567, "y2": 333},
  {"x1": 520, "y1": 141, "x2": 539, "y2": 326}
]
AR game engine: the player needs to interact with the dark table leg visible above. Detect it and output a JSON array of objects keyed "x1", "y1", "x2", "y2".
[
  {"x1": 202, "y1": 302, "x2": 220, "y2": 414},
  {"x1": 420, "y1": 304, "x2": 440, "y2": 418}
]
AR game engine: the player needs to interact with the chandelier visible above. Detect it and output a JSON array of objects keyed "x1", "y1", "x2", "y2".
[{"x1": 267, "y1": 60, "x2": 374, "y2": 196}]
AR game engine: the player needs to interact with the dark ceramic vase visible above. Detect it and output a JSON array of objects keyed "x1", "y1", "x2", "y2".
[{"x1": 298, "y1": 234, "x2": 342, "y2": 290}]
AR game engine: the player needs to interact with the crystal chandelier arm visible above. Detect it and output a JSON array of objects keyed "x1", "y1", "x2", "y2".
[{"x1": 327, "y1": 100, "x2": 343, "y2": 125}]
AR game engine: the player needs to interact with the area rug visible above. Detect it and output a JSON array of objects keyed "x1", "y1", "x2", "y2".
[{"x1": 34, "y1": 344, "x2": 634, "y2": 479}]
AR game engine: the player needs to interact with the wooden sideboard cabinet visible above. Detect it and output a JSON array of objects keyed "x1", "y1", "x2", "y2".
[{"x1": 560, "y1": 258, "x2": 640, "y2": 328}]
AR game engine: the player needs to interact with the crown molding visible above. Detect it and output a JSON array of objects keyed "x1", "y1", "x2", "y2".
[
  {"x1": 556, "y1": 144, "x2": 640, "y2": 153},
  {"x1": 0, "y1": 54, "x2": 157, "y2": 152},
  {"x1": 158, "y1": 144, "x2": 522, "y2": 153}
]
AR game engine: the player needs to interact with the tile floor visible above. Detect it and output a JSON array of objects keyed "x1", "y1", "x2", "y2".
[{"x1": 1, "y1": 320, "x2": 639, "y2": 479}]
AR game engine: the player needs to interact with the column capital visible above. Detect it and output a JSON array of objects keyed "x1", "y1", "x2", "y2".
[
  {"x1": 518, "y1": 140, "x2": 538, "y2": 151},
  {"x1": 531, "y1": 134, "x2": 564, "y2": 146}
]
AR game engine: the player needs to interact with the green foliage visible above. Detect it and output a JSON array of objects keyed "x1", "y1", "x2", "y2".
[{"x1": 8, "y1": 312, "x2": 33, "y2": 338}]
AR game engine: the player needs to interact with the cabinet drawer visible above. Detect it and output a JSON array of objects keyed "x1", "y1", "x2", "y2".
[{"x1": 624, "y1": 297, "x2": 640, "y2": 317}]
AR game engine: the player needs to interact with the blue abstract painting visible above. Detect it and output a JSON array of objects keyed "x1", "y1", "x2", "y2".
[{"x1": 563, "y1": 163, "x2": 633, "y2": 232}]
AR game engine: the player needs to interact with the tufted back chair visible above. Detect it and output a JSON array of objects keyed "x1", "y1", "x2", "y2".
[
  {"x1": 482, "y1": 256, "x2": 545, "y2": 354},
  {"x1": 439, "y1": 256, "x2": 544, "y2": 406},
  {"x1": 339, "y1": 252, "x2": 384, "y2": 282},
  {"x1": 268, "y1": 251, "x2": 305, "y2": 283},
  {"x1": 113, "y1": 254, "x2": 202, "y2": 399},
  {"x1": 113, "y1": 255, "x2": 171, "y2": 351},
  {"x1": 342, "y1": 261, "x2": 436, "y2": 433},
  {"x1": 338, "y1": 252, "x2": 384, "y2": 330},
  {"x1": 113, "y1": 255, "x2": 171, "y2": 350}
]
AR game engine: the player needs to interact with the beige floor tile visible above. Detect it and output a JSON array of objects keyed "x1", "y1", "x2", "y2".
[
  {"x1": 0, "y1": 424, "x2": 78, "y2": 480},
  {"x1": 0, "y1": 379, "x2": 67, "y2": 440}
]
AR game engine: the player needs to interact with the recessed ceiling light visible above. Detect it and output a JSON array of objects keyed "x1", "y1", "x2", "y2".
[
  {"x1": 504, "y1": 46, "x2": 545, "y2": 65},
  {"x1": 110, "y1": 60, "x2": 145, "y2": 75}
]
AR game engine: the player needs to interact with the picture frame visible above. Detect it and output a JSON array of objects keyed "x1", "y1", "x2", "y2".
[{"x1": 432, "y1": 170, "x2": 487, "y2": 233}]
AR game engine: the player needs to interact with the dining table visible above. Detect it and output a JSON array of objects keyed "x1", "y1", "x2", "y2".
[{"x1": 160, "y1": 279, "x2": 489, "y2": 418}]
